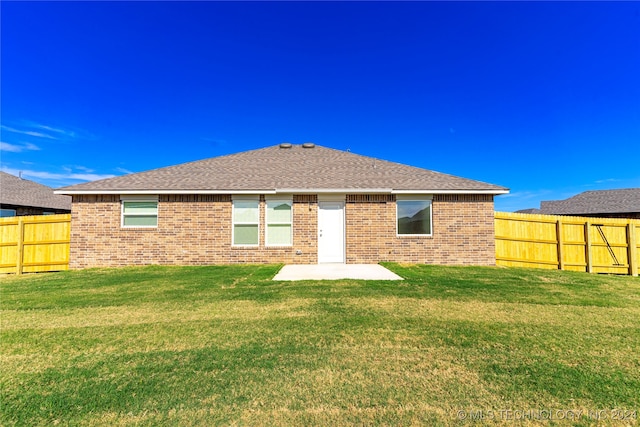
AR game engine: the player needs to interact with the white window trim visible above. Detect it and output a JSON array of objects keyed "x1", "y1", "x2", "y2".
[
  {"x1": 396, "y1": 195, "x2": 433, "y2": 237},
  {"x1": 232, "y1": 196, "x2": 260, "y2": 246},
  {"x1": 265, "y1": 198, "x2": 293, "y2": 247},
  {"x1": 120, "y1": 196, "x2": 159, "y2": 229}
]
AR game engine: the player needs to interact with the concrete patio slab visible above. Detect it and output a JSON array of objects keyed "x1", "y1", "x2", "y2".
[{"x1": 273, "y1": 264, "x2": 403, "y2": 281}]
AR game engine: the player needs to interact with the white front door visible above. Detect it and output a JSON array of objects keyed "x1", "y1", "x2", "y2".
[{"x1": 318, "y1": 201, "x2": 345, "y2": 263}]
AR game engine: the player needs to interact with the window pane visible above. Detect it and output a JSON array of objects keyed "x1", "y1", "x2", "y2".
[
  {"x1": 267, "y1": 201, "x2": 292, "y2": 223},
  {"x1": 397, "y1": 200, "x2": 431, "y2": 235},
  {"x1": 267, "y1": 224, "x2": 292, "y2": 245},
  {"x1": 123, "y1": 202, "x2": 157, "y2": 215},
  {"x1": 234, "y1": 201, "x2": 259, "y2": 222},
  {"x1": 234, "y1": 224, "x2": 259, "y2": 245},
  {"x1": 124, "y1": 215, "x2": 158, "y2": 227},
  {"x1": 0, "y1": 209, "x2": 16, "y2": 217}
]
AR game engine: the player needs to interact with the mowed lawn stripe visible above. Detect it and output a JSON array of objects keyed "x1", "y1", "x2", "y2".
[{"x1": 1, "y1": 264, "x2": 639, "y2": 426}]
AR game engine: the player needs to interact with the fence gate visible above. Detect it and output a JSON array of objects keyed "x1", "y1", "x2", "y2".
[{"x1": 495, "y1": 212, "x2": 639, "y2": 276}]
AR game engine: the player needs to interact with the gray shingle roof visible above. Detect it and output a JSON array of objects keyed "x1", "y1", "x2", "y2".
[
  {"x1": 515, "y1": 208, "x2": 541, "y2": 214},
  {"x1": 1, "y1": 172, "x2": 72, "y2": 210},
  {"x1": 539, "y1": 188, "x2": 640, "y2": 215},
  {"x1": 58, "y1": 144, "x2": 508, "y2": 194}
]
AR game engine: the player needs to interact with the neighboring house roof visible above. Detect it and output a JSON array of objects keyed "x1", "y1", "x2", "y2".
[
  {"x1": 57, "y1": 144, "x2": 508, "y2": 195},
  {"x1": 515, "y1": 208, "x2": 541, "y2": 214},
  {"x1": 539, "y1": 188, "x2": 640, "y2": 215},
  {"x1": 0, "y1": 172, "x2": 72, "y2": 211}
]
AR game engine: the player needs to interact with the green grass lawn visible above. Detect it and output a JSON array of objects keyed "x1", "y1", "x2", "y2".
[{"x1": 1, "y1": 264, "x2": 639, "y2": 426}]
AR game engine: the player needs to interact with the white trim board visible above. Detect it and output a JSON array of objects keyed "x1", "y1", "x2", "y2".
[{"x1": 57, "y1": 188, "x2": 509, "y2": 196}]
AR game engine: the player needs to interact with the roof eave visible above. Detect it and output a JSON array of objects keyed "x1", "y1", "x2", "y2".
[
  {"x1": 56, "y1": 188, "x2": 509, "y2": 196},
  {"x1": 391, "y1": 189, "x2": 509, "y2": 195},
  {"x1": 55, "y1": 189, "x2": 278, "y2": 195}
]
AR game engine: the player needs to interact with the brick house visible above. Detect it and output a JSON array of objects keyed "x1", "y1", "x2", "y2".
[
  {"x1": 1, "y1": 171, "x2": 71, "y2": 217},
  {"x1": 56, "y1": 144, "x2": 508, "y2": 268}
]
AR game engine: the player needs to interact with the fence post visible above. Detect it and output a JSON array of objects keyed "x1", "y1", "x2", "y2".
[
  {"x1": 628, "y1": 222, "x2": 638, "y2": 277},
  {"x1": 16, "y1": 217, "x2": 25, "y2": 275},
  {"x1": 556, "y1": 218, "x2": 564, "y2": 271},
  {"x1": 585, "y1": 221, "x2": 593, "y2": 274}
]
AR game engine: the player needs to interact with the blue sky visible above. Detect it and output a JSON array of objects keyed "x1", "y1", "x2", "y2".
[{"x1": 1, "y1": 1, "x2": 638, "y2": 211}]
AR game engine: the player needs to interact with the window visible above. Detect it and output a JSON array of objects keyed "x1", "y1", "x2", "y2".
[
  {"x1": 233, "y1": 199, "x2": 259, "y2": 245},
  {"x1": 266, "y1": 199, "x2": 292, "y2": 246},
  {"x1": 0, "y1": 209, "x2": 16, "y2": 217},
  {"x1": 122, "y1": 200, "x2": 158, "y2": 227},
  {"x1": 397, "y1": 198, "x2": 432, "y2": 236}
]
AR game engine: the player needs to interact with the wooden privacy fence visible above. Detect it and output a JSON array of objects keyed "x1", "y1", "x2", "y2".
[
  {"x1": 495, "y1": 211, "x2": 639, "y2": 276},
  {"x1": 1, "y1": 212, "x2": 638, "y2": 276},
  {"x1": 0, "y1": 214, "x2": 71, "y2": 274}
]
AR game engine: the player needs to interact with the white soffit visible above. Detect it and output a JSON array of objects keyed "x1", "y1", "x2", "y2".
[{"x1": 56, "y1": 188, "x2": 509, "y2": 196}]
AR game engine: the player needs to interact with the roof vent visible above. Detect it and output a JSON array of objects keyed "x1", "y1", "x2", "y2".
[
  {"x1": 302, "y1": 142, "x2": 315, "y2": 148},
  {"x1": 279, "y1": 142, "x2": 292, "y2": 149}
]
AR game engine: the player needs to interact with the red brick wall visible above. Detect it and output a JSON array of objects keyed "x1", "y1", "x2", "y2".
[
  {"x1": 70, "y1": 193, "x2": 495, "y2": 268},
  {"x1": 70, "y1": 194, "x2": 318, "y2": 268},
  {"x1": 345, "y1": 194, "x2": 496, "y2": 265}
]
